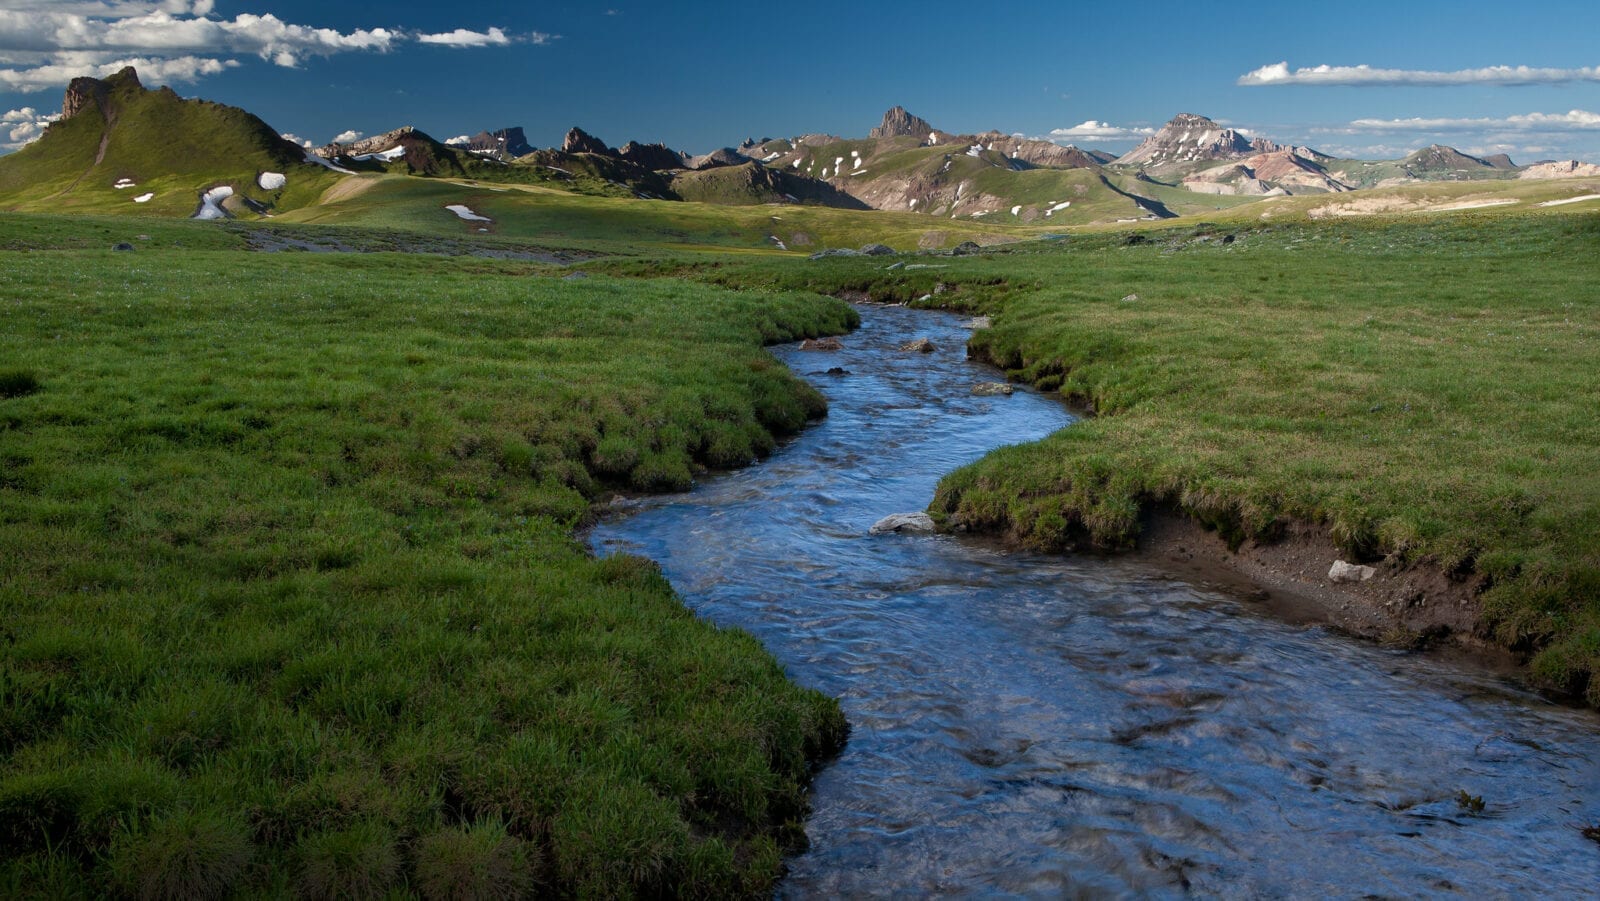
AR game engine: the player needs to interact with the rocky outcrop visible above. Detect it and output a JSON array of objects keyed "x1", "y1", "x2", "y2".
[
  {"x1": 466, "y1": 127, "x2": 532, "y2": 159},
  {"x1": 1183, "y1": 150, "x2": 1350, "y2": 195},
  {"x1": 316, "y1": 127, "x2": 415, "y2": 159},
  {"x1": 618, "y1": 141, "x2": 689, "y2": 171},
  {"x1": 1115, "y1": 113, "x2": 1274, "y2": 168},
  {"x1": 870, "y1": 106, "x2": 937, "y2": 141},
  {"x1": 562, "y1": 127, "x2": 612, "y2": 155},
  {"x1": 1518, "y1": 159, "x2": 1600, "y2": 179}
]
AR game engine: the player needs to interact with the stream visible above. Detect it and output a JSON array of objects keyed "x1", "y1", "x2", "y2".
[{"x1": 589, "y1": 305, "x2": 1600, "y2": 896}]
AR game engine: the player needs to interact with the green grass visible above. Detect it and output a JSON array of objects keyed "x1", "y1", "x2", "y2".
[
  {"x1": 668, "y1": 207, "x2": 1600, "y2": 706},
  {"x1": 913, "y1": 212, "x2": 1598, "y2": 703},
  {"x1": 0, "y1": 240, "x2": 854, "y2": 895},
  {"x1": 278, "y1": 175, "x2": 1053, "y2": 254}
]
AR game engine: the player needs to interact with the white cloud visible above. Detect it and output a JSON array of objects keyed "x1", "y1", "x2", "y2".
[
  {"x1": 1341, "y1": 110, "x2": 1600, "y2": 132},
  {"x1": 1049, "y1": 120, "x2": 1152, "y2": 141},
  {"x1": 417, "y1": 27, "x2": 511, "y2": 48},
  {"x1": 0, "y1": 54, "x2": 234, "y2": 91},
  {"x1": 1, "y1": 104, "x2": 59, "y2": 148},
  {"x1": 1240, "y1": 60, "x2": 1600, "y2": 87},
  {"x1": 0, "y1": 6, "x2": 552, "y2": 92},
  {"x1": 331, "y1": 129, "x2": 361, "y2": 144},
  {"x1": 1047, "y1": 120, "x2": 1156, "y2": 141}
]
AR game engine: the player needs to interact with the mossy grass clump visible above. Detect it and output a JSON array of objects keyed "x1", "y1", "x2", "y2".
[
  {"x1": 0, "y1": 368, "x2": 39, "y2": 399},
  {"x1": 0, "y1": 243, "x2": 852, "y2": 894}
]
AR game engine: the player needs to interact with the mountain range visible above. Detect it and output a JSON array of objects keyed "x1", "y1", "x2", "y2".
[{"x1": 2, "y1": 69, "x2": 1598, "y2": 228}]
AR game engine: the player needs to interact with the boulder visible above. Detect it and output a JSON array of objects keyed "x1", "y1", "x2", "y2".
[
  {"x1": 899, "y1": 338, "x2": 937, "y2": 353},
  {"x1": 800, "y1": 337, "x2": 843, "y2": 351},
  {"x1": 971, "y1": 382, "x2": 1014, "y2": 396},
  {"x1": 808, "y1": 248, "x2": 862, "y2": 261},
  {"x1": 1328, "y1": 560, "x2": 1377, "y2": 583},
  {"x1": 870, "y1": 512, "x2": 937, "y2": 534},
  {"x1": 859, "y1": 243, "x2": 895, "y2": 256}
]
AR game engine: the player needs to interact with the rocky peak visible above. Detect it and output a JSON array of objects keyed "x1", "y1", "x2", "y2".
[
  {"x1": 870, "y1": 106, "x2": 936, "y2": 140},
  {"x1": 314, "y1": 126, "x2": 417, "y2": 159},
  {"x1": 618, "y1": 141, "x2": 689, "y2": 171},
  {"x1": 562, "y1": 127, "x2": 612, "y2": 155},
  {"x1": 1114, "y1": 113, "x2": 1263, "y2": 167},
  {"x1": 62, "y1": 66, "x2": 141, "y2": 120},
  {"x1": 467, "y1": 127, "x2": 532, "y2": 158}
]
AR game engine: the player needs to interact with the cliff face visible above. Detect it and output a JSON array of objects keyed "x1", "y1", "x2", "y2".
[
  {"x1": 870, "y1": 106, "x2": 936, "y2": 140},
  {"x1": 62, "y1": 67, "x2": 142, "y2": 120}
]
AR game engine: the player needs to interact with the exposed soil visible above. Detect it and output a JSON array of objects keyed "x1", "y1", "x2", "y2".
[{"x1": 1130, "y1": 503, "x2": 1516, "y2": 669}]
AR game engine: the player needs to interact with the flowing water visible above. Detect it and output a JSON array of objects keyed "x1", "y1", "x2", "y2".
[{"x1": 589, "y1": 305, "x2": 1600, "y2": 897}]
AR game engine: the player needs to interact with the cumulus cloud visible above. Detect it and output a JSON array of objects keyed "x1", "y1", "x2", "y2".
[
  {"x1": 1240, "y1": 60, "x2": 1600, "y2": 87},
  {"x1": 330, "y1": 129, "x2": 361, "y2": 144},
  {"x1": 1, "y1": 104, "x2": 59, "y2": 148},
  {"x1": 1047, "y1": 120, "x2": 1156, "y2": 142},
  {"x1": 0, "y1": 54, "x2": 234, "y2": 90},
  {"x1": 0, "y1": 4, "x2": 552, "y2": 93}
]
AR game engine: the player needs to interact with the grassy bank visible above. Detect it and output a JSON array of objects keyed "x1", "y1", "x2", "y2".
[
  {"x1": 731, "y1": 211, "x2": 1600, "y2": 705},
  {"x1": 0, "y1": 242, "x2": 854, "y2": 895}
]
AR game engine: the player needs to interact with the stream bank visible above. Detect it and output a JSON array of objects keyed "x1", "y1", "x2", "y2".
[{"x1": 592, "y1": 304, "x2": 1600, "y2": 895}]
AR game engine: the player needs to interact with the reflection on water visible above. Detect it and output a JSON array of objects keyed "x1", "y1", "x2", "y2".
[{"x1": 590, "y1": 305, "x2": 1600, "y2": 896}]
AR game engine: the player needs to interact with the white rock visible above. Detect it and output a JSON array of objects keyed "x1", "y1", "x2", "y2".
[
  {"x1": 1328, "y1": 560, "x2": 1376, "y2": 583},
  {"x1": 870, "y1": 512, "x2": 937, "y2": 535}
]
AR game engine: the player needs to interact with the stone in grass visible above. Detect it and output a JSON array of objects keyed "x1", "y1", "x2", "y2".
[
  {"x1": 971, "y1": 382, "x2": 1013, "y2": 396},
  {"x1": 800, "y1": 337, "x2": 843, "y2": 351},
  {"x1": 1328, "y1": 560, "x2": 1377, "y2": 583},
  {"x1": 870, "y1": 512, "x2": 936, "y2": 535},
  {"x1": 899, "y1": 337, "x2": 937, "y2": 353}
]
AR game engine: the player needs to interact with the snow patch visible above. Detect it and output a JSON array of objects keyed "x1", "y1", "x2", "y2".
[
  {"x1": 258, "y1": 172, "x2": 286, "y2": 190},
  {"x1": 445, "y1": 204, "x2": 492, "y2": 222},
  {"x1": 133, "y1": 193, "x2": 154, "y2": 203},
  {"x1": 304, "y1": 152, "x2": 355, "y2": 175},
  {"x1": 1539, "y1": 194, "x2": 1600, "y2": 207},
  {"x1": 193, "y1": 185, "x2": 233, "y2": 220},
  {"x1": 352, "y1": 146, "x2": 406, "y2": 163}
]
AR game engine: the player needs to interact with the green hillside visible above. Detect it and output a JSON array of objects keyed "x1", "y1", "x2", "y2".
[{"x1": 0, "y1": 68, "x2": 338, "y2": 218}]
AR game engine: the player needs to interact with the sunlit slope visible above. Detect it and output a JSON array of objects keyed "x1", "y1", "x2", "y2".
[
  {"x1": 279, "y1": 175, "x2": 1058, "y2": 253},
  {"x1": 0, "y1": 68, "x2": 338, "y2": 218}
]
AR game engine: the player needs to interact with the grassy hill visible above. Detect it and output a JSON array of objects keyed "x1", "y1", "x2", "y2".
[{"x1": 0, "y1": 68, "x2": 339, "y2": 218}]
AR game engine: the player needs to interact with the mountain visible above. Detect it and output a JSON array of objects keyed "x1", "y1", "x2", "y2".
[
  {"x1": 0, "y1": 66, "x2": 332, "y2": 217},
  {"x1": 870, "y1": 106, "x2": 937, "y2": 140},
  {"x1": 1182, "y1": 150, "x2": 1351, "y2": 196},
  {"x1": 462, "y1": 127, "x2": 533, "y2": 160},
  {"x1": 1113, "y1": 113, "x2": 1276, "y2": 168}
]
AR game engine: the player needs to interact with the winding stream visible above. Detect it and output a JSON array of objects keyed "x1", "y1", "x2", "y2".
[{"x1": 590, "y1": 306, "x2": 1600, "y2": 896}]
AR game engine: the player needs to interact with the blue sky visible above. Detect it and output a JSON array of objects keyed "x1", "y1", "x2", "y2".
[{"x1": 3, "y1": 0, "x2": 1598, "y2": 164}]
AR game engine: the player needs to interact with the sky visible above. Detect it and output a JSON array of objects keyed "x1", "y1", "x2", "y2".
[{"x1": 2, "y1": 0, "x2": 1599, "y2": 165}]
